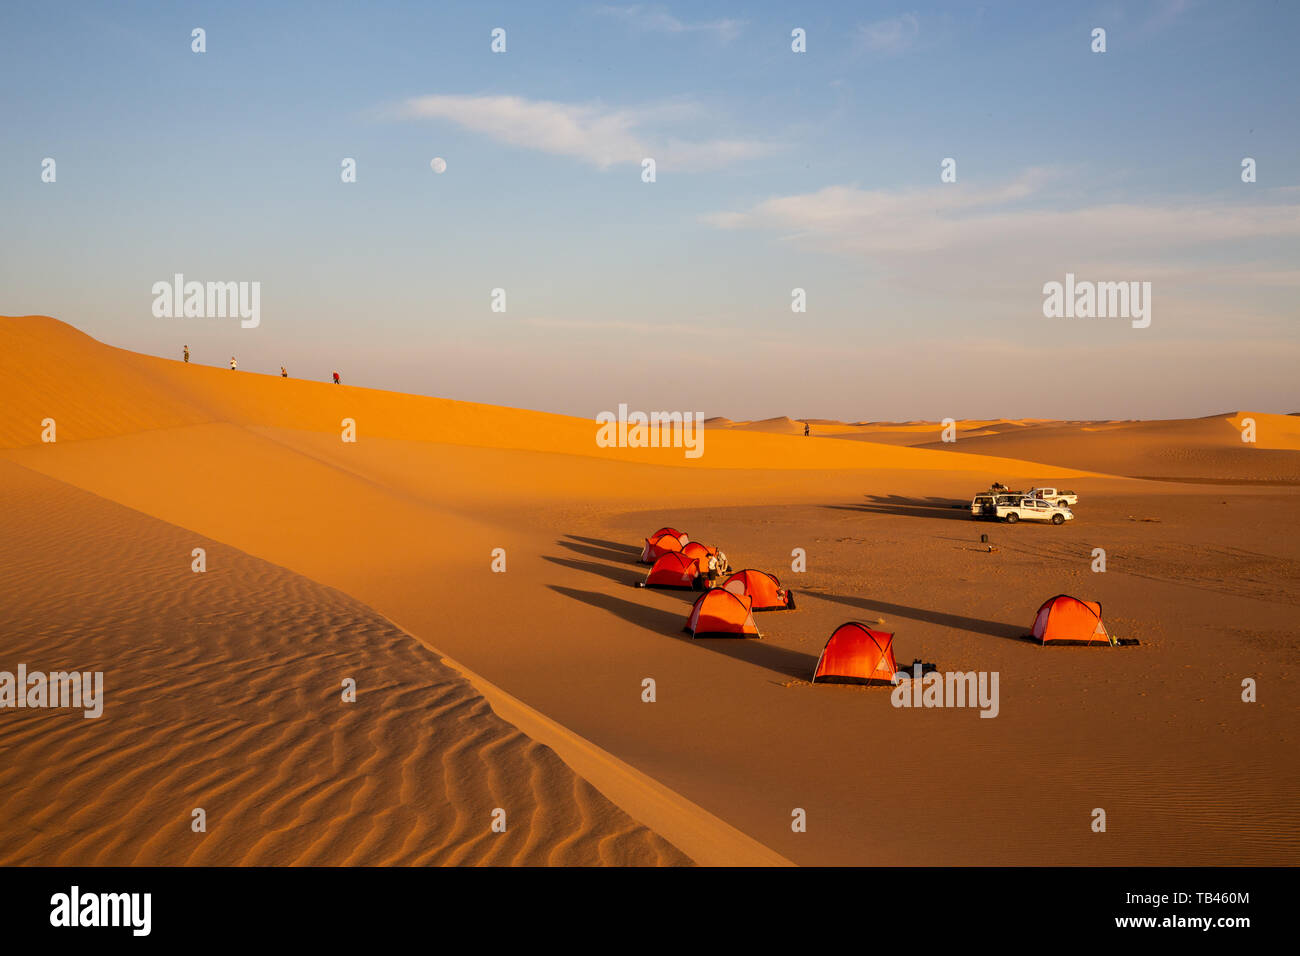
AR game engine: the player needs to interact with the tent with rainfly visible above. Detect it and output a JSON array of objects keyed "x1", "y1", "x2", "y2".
[
  {"x1": 640, "y1": 532, "x2": 687, "y2": 564},
  {"x1": 643, "y1": 551, "x2": 702, "y2": 590},
  {"x1": 681, "y1": 541, "x2": 718, "y2": 574},
  {"x1": 651, "y1": 527, "x2": 688, "y2": 544},
  {"x1": 1032, "y1": 594, "x2": 1114, "y2": 645},
  {"x1": 722, "y1": 569, "x2": 794, "y2": 611},
  {"x1": 812, "y1": 623, "x2": 899, "y2": 685},
  {"x1": 684, "y1": 588, "x2": 760, "y2": 638}
]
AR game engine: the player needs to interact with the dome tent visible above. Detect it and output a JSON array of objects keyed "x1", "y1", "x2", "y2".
[
  {"x1": 640, "y1": 532, "x2": 686, "y2": 565},
  {"x1": 684, "y1": 588, "x2": 760, "y2": 638},
  {"x1": 642, "y1": 551, "x2": 702, "y2": 590},
  {"x1": 650, "y1": 527, "x2": 688, "y2": 544},
  {"x1": 681, "y1": 541, "x2": 718, "y2": 574},
  {"x1": 722, "y1": 569, "x2": 794, "y2": 611},
  {"x1": 812, "y1": 623, "x2": 899, "y2": 685},
  {"x1": 1032, "y1": 595, "x2": 1113, "y2": 645}
]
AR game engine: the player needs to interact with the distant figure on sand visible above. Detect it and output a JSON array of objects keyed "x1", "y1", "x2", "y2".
[
  {"x1": 280, "y1": 366, "x2": 288, "y2": 378},
  {"x1": 332, "y1": 371, "x2": 340, "y2": 384},
  {"x1": 183, "y1": 345, "x2": 189, "y2": 363},
  {"x1": 804, "y1": 422, "x2": 810, "y2": 436},
  {"x1": 230, "y1": 356, "x2": 237, "y2": 371}
]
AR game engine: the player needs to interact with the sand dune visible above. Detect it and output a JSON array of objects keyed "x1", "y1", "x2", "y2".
[
  {"x1": 0, "y1": 460, "x2": 688, "y2": 866},
  {"x1": 0, "y1": 316, "x2": 1089, "y2": 478},
  {"x1": 2, "y1": 314, "x2": 1297, "y2": 865},
  {"x1": 916, "y1": 414, "x2": 1300, "y2": 482},
  {"x1": 713, "y1": 409, "x2": 1300, "y2": 481}
]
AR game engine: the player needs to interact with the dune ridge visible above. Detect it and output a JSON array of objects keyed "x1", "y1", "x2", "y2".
[{"x1": 0, "y1": 315, "x2": 1092, "y2": 478}]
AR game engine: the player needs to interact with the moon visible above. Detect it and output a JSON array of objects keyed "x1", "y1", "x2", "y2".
[{"x1": 430, "y1": 157, "x2": 447, "y2": 174}]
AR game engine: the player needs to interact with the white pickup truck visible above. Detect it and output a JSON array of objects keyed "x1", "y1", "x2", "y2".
[
  {"x1": 997, "y1": 496, "x2": 1074, "y2": 525},
  {"x1": 1027, "y1": 487, "x2": 1078, "y2": 507},
  {"x1": 971, "y1": 493, "x2": 1021, "y2": 519}
]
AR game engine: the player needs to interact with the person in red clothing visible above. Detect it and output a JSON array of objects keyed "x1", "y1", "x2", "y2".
[{"x1": 332, "y1": 371, "x2": 340, "y2": 384}]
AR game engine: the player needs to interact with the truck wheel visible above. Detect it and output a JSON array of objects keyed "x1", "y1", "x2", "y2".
[
  {"x1": 1058, "y1": 499, "x2": 1068, "y2": 507},
  {"x1": 1005, "y1": 512, "x2": 1019, "y2": 524},
  {"x1": 1052, "y1": 513, "x2": 1064, "y2": 525}
]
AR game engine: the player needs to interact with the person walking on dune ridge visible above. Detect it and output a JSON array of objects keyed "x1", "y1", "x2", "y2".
[
  {"x1": 281, "y1": 366, "x2": 288, "y2": 378},
  {"x1": 183, "y1": 345, "x2": 189, "y2": 363},
  {"x1": 230, "y1": 356, "x2": 237, "y2": 371},
  {"x1": 332, "y1": 371, "x2": 340, "y2": 384}
]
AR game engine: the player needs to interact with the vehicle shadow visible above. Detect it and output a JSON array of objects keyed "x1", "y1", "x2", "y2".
[
  {"x1": 550, "y1": 586, "x2": 820, "y2": 680},
  {"x1": 814, "y1": 592, "x2": 1028, "y2": 642}
]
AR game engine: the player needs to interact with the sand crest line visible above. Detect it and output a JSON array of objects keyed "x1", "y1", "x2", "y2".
[{"x1": 426, "y1": 646, "x2": 794, "y2": 867}]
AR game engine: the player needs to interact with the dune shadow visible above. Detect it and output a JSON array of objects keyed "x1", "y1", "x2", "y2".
[
  {"x1": 549, "y1": 586, "x2": 819, "y2": 680},
  {"x1": 825, "y1": 495, "x2": 971, "y2": 523},
  {"x1": 815, "y1": 592, "x2": 1027, "y2": 642}
]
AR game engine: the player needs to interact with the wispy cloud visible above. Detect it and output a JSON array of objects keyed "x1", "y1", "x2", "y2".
[
  {"x1": 594, "y1": 4, "x2": 745, "y2": 42},
  {"x1": 706, "y1": 171, "x2": 1300, "y2": 258},
  {"x1": 396, "y1": 93, "x2": 772, "y2": 171},
  {"x1": 855, "y1": 13, "x2": 920, "y2": 54},
  {"x1": 705, "y1": 173, "x2": 1300, "y2": 314},
  {"x1": 1144, "y1": 0, "x2": 1195, "y2": 31},
  {"x1": 524, "y1": 316, "x2": 741, "y2": 339}
]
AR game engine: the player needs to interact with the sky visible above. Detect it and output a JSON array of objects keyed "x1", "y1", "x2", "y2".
[{"x1": 1, "y1": 0, "x2": 1297, "y2": 421}]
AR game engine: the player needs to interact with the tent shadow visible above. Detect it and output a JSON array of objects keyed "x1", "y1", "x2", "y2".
[
  {"x1": 565, "y1": 535, "x2": 639, "y2": 556},
  {"x1": 824, "y1": 495, "x2": 970, "y2": 522},
  {"x1": 815, "y1": 592, "x2": 1027, "y2": 642},
  {"x1": 542, "y1": 555, "x2": 641, "y2": 586},
  {"x1": 549, "y1": 586, "x2": 819, "y2": 680},
  {"x1": 557, "y1": 538, "x2": 635, "y2": 564},
  {"x1": 550, "y1": 586, "x2": 685, "y2": 632}
]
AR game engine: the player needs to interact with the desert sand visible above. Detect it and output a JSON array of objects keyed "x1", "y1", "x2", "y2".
[{"x1": 2, "y1": 314, "x2": 1297, "y2": 865}]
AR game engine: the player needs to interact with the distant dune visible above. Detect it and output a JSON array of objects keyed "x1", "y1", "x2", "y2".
[
  {"x1": 707, "y1": 405, "x2": 1300, "y2": 480},
  {"x1": 915, "y1": 414, "x2": 1300, "y2": 482}
]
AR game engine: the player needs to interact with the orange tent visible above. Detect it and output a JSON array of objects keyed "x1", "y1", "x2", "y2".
[
  {"x1": 722, "y1": 569, "x2": 794, "y2": 611},
  {"x1": 651, "y1": 527, "x2": 689, "y2": 544},
  {"x1": 644, "y1": 552, "x2": 702, "y2": 590},
  {"x1": 681, "y1": 541, "x2": 718, "y2": 574},
  {"x1": 640, "y1": 532, "x2": 686, "y2": 564},
  {"x1": 1032, "y1": 595, "x2": 1113, "y2": 645},
  {"x1": 812, "y1": 623, "x2": 898, "y2": 685},
  {"x1": 685, "y1": 588, "x2": 760, "y2": 638}
]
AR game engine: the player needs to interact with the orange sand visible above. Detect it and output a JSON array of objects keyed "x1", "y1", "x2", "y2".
[{"x1": 2, "y1": 314, "x2": 1297, "y2": 865}]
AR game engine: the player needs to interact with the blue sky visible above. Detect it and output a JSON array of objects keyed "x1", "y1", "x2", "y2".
[{"x1": 2, "y1": 0, "x2": 1297, "y2": 420}]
